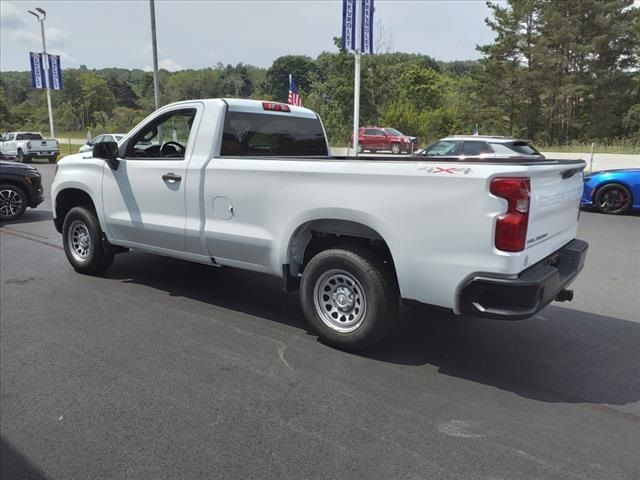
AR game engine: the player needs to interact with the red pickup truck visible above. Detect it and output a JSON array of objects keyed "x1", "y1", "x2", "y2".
[{"x1": 349, "y1": 126, "x2": 418, "y2": 154}]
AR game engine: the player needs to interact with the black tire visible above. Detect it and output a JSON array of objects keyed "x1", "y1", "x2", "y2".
[
  {"x1": 594, "y1": 183, "x2": 632, "y2": 215},
  {"x1": 0, "y1": 184, "x2": 28, "y2": 221},
  {"x1": 17, "y1": 149, "x2": 31, "y2": 163},
  {"x1": 62, "y1": 206, "x2": 115, "y2": 274},
  {"x1": 391, "y1": 143, "x2": 401, "y2": 154},
  {"x1": 300, "y1": 247, "x2": 399, "y2": 350},
  {"x1": 357, "y1": 144, "x2": 364, "y2": 154},
  {"x1": 48, "y1": 155, "x2": 57, "y2": 164}
]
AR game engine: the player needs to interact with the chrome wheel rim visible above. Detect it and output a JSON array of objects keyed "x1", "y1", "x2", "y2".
[
  {"x1": 392, "y1": 144, "x2": 400, "y2": 154},
  {"x1": 0, "y1": 188, "x2": 22, "y2": 218},
  {"x1": 67, "y1": 220, "x2": 91, "y2": 262},
  {"x1": 313, "y1": 269, "x2": 367, "y2": 333}
]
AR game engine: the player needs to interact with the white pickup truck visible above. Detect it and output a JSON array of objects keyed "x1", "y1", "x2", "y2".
[
  {"x1": 51, "y1": 99, "x2": 588, "y2": 349},
  {"x1": 0, "y1": 132, "x2": 59, "y2": 163}
]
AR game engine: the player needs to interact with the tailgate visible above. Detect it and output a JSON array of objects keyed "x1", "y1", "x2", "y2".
[
  {"x1": 526, "y1": 162, "x2": 584, "y2": 259},
  {"x1": 30, "y1": 140, "x2": 57, "y2": 152}
]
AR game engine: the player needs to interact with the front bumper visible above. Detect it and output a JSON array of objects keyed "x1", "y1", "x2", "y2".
[
  {"x1": 459, "y1": 239, "x2": 588, "y2": 319},
  {"x1": 32, "y1": 184, "x2": 44, "y2": 207}
]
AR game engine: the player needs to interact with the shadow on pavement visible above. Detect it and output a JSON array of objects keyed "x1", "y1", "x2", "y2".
[
  {"x1": 0, "y1": 437, "x2": 49, "y2": 480},
  {"x1": 0, "y1": 210, "x2": 53, "y2": 227},
  {"x1": 104, "y1": 251, "x2": 640, "y2": 406}
]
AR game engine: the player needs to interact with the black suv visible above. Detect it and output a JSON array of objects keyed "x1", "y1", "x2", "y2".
[{"x1": 0, "y1": 161, "x2": 45, "y2": 221}]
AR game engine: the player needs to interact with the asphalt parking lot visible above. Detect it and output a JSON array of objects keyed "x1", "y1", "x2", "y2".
[{"x1": 1, "y1": 163, "x2": 639, "y2": 480}]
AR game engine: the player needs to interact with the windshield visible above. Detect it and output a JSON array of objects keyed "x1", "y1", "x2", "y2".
[{"x1": 385, "y1": 128, "x2": 404, "y2": 136}]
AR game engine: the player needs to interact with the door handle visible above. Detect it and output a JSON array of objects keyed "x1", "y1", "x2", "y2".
[{"x1": 162, "y1": 172, "x2": 182, "y2": 183}]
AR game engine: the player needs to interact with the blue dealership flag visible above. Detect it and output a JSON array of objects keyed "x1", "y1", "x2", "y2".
[
  {"x1": 29, "y1": 52, "x2": 46, "y2": 89},
  {"x1": 48, "y1": 54, "x2": 63, "y2": 90},
  {"x1": 342, "y1": 0, "x2": 356, "y2": 51},
  {"x1": 361, "y1": 0, "x2": 374, "y2": 54}
]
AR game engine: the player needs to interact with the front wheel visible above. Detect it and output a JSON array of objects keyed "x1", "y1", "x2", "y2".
[
  {"x1": 0, "y1": 184, "x2": 27, "y2": 221},
  {"x1": 594, "y1": 183, "x2": 632, "y2": 215},
  {"x1": 391, "y1": 143, "x2": 401, "y2": 154},
  {"x1": 62, "y1": 206, "x2": 114, "y2": 274},
  {"x1": 17, "y1": 149, "x2": 31, "y2": 163},
  {"x1": 300, "y1": 247, "x2": 399, "y2": 350}
]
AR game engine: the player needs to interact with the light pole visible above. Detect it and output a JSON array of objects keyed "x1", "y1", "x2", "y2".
[
  {"x1": 149, "y1": 0, "x2": 160, "y2": 110},
  {"x1": 28, "y1": 7, "x2": 55, "y2": 138}
]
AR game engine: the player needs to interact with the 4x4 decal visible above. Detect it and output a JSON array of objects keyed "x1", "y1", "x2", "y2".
[{"x1": 418, "y1": 165, "x2": 473, "y2": 175}]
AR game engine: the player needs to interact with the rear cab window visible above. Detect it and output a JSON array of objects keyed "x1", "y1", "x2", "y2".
[
  {"x1": 16, "y1": 133, "x2": 43, "y2": 141},
  {"x1": 221, "y1": 111, "x2": 328, "y2": 156}
]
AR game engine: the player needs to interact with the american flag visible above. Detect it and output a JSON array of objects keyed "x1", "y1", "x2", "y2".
[{"x1": 288, "y1": 74, "x2": 302, "y2": 107}]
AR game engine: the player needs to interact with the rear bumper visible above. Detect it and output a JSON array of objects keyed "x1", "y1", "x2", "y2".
[
  {"x1": 459, "y1": 239, "x2": 588, "y2": 319},
  {"x1": 27, "y1": 151, "x2": 59, "y2": 157}
]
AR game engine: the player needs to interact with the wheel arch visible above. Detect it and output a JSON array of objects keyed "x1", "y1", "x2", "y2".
[
  {"x1": 54, "y1": 188, "x2": 98, "y2": 233},
  {"x1": 282, "y1": 214, "x2": 398, "y2": 291},
  {"x1": 592, "y1": 179, "x2": 635, "y2": 202},
  {"x1": 0, "y1": 179, "x2": 30, "y2": 202}
]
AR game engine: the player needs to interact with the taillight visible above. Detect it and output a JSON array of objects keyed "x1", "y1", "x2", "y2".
[
  {"x1": 262, "y1": 102, "x2": 290, "y2": 112},
  {"x1": 490, "y1": 177, "x2": 531, "y2": 252},
  {"x1": 27, "y1": 141, "x2": 31, "y2": 149}
]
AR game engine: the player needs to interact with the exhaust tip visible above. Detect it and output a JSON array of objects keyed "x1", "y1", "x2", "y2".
[{"x1": 556, "y1": 289, "x2": 574, "y2": 302}]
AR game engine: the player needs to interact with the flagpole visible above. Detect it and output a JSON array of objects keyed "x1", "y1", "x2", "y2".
[{"x1": 352, "y1": 5, "x2": 361, "y2": 157}]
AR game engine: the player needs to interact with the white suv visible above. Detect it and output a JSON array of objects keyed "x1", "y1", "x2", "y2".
[{"x1": 420, "y1": 136, "x2": 545, "y2": 159}]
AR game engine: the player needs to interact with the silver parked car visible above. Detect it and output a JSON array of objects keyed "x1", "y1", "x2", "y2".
[
  {"x1": 78, "y1": 133, "x2": 125, "y2": 153},
  {"x1": 418, "y1": 136, "x2": 545, "y2": 160}
]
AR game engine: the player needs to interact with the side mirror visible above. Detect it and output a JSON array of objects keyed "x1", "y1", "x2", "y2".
[{"x1": 93, "y1": 140, "x2": 119, "y2": 170}]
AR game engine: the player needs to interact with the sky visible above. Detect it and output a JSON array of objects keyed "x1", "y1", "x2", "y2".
[{"x1": 2, "y1": 0, "x2": 504, "y2": 72}]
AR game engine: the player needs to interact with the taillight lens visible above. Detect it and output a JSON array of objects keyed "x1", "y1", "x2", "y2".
[{"x1": 490, "y1": 177, "x2": 531, "y2": 252}]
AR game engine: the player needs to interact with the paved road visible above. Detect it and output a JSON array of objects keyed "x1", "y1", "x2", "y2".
[{"x1": 1, "y1": 164, "x2": 639, "y2": 480}]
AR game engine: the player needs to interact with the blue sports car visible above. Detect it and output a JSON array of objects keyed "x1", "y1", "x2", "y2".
[{"x1": 581, "y1": 169, "x2": 640, "y2": 214}]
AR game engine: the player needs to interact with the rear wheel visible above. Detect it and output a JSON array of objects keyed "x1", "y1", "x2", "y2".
[
  {"x1": 0, "y1": 184, "x2": 27, "y2": 221},
  {"x1": 48, "y1": 155, "x2": 57, "y2": 164},
  {"x1": 300, "y1": 247, "x2": 399, "y2": 350},
  {"x1": 594, "y1": 183, "x2": 632, "y2": 215},
  {"x1": 391, "y1": 143, "x2": 401, "y2": 154},
  {"x1": 62, "y1": 206, "x2": 115, "y2": 274},
  {"x1": 357, "y1": 144, "x2": 364, "y2": 154}
]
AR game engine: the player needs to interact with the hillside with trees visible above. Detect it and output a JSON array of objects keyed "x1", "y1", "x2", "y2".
[{"x1": 1, "y1": 0, "x2": 638, "y2": 149}]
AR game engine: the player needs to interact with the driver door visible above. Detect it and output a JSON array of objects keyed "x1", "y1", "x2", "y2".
[{"x1": 101, "y1": 105, "x2": 200, "y2": 252}]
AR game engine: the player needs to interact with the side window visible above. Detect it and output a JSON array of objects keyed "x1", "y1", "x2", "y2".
[
  {"x1": 126, "y1": 108, "x2": 196, "y2": 159},
  {"x1": 364, "y1": 129, "x2": 378, "y2": 135},
  {"x1": 374, "y1": 129, "x2": 385, "y2": 136},
  {"x1": 461, "y1": 141, "x2": 493, "y2": 156},
  {"x1": 424, "y1": 141, "x2": 458, "y2": 156},
  {"x1": 220, "y1": 111, "x2": 328, "y2": 156},
  {"x1": 16, "y1": 134, "x2": 25, "y2": 141},
  {"x1": 92, "y1": 135, "x2": 104, "y2": 145}
]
